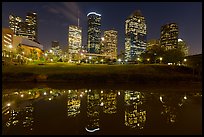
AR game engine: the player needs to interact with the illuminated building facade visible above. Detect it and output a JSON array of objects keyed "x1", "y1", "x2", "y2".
[
  {"x1": 102, "y1": 30, "x2": 118, "y2": 60},
  {"x1": 68, "y1": 25, "x2": 82, "y2": 61},
  {"x1": 160, "y1": 23, "x2": 178, "y2": 50},
  {"x1": 147, "y1": 39, "x2": 160, "y2": 51},
  {"x1": 9, "y1": 12, "x2": 38, "y2": 42},
  {"x1": 25, "y1": 12, "x2": 38, "y2": 42},
  {"x1": 9, "y1": 15, "x2": 23, "y2": 35},
  {"x1": 2, "y1": 28, "x2": 14, "y2": 57},
  {"x1": 124, "y1": 91, "x2": 146, "y2": 129},
  {"x1": 125, "y1": 10, "x2": 147, "y2": 61},
  {"x1": 13, "y1": 36, "x2": 43, "y2": 59},
  {"x1": 87, "y1": 12, "x2": 101, "y2": 54}
]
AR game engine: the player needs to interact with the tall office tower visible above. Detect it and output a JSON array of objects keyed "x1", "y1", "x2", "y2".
[
  {"x1": 9, "y1": 15, "x2": 23, "y2": 35},
  {"x1": 125, "y1": 10, "x2": 147, "y2": 61},
  {"x1": 102, "y1": 30, "x2": 118, "y2": 60},
  {"x1": 160, "y1": 23, "x2": 178, "y2": 50},
  {"x1": 25, "y1": 12, "x2": 38, "y2": 42},
  {"x1": 9, "y1": 12, "x2": 38, "y2": 42},
  {"x1": 68, "y1": 25, "x2": 82, "y2": 61},
  {"x1": 87, "y1": 12, "x2": 101, "y2": 54}
]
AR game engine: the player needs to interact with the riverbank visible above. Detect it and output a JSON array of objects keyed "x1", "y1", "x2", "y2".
[{"x1": 2, "y1": 63, "x2": 201, "y2": 84}]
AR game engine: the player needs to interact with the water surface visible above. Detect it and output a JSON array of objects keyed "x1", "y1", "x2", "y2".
[{"x1": 2, "y1": 85, "x2": 202, "y2": 135}]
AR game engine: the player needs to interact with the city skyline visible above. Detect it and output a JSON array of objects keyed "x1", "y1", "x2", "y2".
[{"x1": 2, "y1": 2, "x2": 202, "y2": 55}]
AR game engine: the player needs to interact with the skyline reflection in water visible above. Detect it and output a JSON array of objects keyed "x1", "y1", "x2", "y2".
[{"x1": 2, "y1": 87, "x2": 202, "y2": 135}]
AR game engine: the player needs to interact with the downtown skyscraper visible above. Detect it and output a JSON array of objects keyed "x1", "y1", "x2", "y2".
[
  {"x1": 9, "y1": 12, "x2": 38, "y2": 42},
  {"x1": 160, "y1": 23, "x2": 178, "y2": 50},
  {"x1": 101, "y1": 30, "x2": 118, "y2": 60},
  {"x1": 87, "y1": 12, "x2": 101, "y2": 54},
  {"x1": 68, "y1": 25, "x2": 82, "y2": 61},
  {"x1": 125, "y1": 10, "x2": 147, "y2": 61}
]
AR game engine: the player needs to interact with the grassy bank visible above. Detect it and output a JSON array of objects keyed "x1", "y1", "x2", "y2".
[{"x1": 2, "y1": 63, "x2": 201, "y2": 83}]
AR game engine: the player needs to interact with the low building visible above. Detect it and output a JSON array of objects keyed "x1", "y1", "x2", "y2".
[
  {"x1": 13, "y1": 36, "x2": 43, "y2": 59},
  {"x1": 2, "y1": 28, "x2": 14, "y2": 57}
]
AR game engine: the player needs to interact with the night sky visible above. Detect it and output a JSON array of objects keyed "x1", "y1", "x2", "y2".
[{"x1": 2, "y1": 2, "x2": 202, "y2": 55}]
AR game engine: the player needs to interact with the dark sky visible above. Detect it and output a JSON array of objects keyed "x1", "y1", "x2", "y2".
[{"x1": 2, "y1": 2, "x2": 202, "y2": 55}]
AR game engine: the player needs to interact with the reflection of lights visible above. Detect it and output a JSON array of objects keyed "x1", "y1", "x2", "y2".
[
  {"x1": 48, "y1": 98, "x2": 52, "y2": 101},
  {"x1": 184, "y1": 95, "x2": 187, "y2": 100},
  {"x1": 7, "y1": 103, "x2": 11, "y2": 107},
  {"x1": 118, "y1": 92, "x2": 120, "y2": 95},
  {"x1": 85, "y1": 127, "x2": 100, "y2": 133},
  {"x1": 21, "y1": 94, "x2": 24, "y2": 97},
  {"x1": 160, "y1": 96, "x2": 164, "y2": 103}
]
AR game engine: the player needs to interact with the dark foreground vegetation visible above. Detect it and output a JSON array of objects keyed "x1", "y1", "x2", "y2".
[{"x1": 2, "y1": 63, "x2": 201, "y2": 84}]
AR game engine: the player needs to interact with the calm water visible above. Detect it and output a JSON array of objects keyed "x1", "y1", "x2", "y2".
[{"x1": 2, "y1": 86, "x2": 202, "y2": 135}]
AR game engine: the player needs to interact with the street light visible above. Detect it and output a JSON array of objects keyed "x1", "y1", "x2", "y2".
[
  {"x1": 160, "y1": 57, "x2": 163, "y2": 64},
  {"x1": 137, "y1": 57, "x2": 140, "y2": 64},
  {"x1": 183, "y1": 58, "x2": 187, "y2": 66},
  {"x1": 118, "y1": 58, "x2": 121, "y2": 64},
  {"x1": 147, "y1": 58, "x2": 150, "y2": 64},
  {"x1": 89, "y1": 56, "x2": 92, "y2": 64}
]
